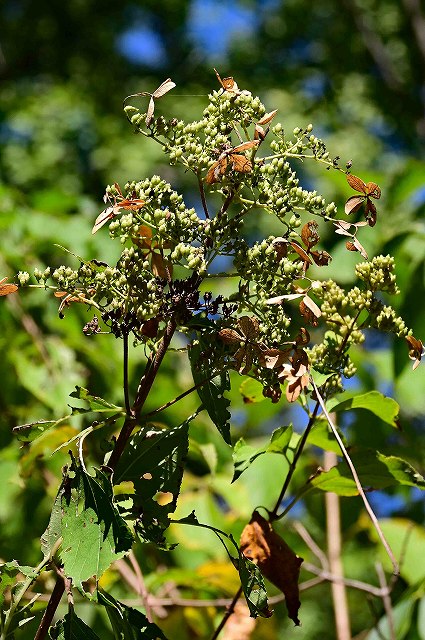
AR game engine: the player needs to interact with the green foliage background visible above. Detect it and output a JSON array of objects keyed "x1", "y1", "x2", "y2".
[{"x1": 0, "y1": 1, "x2": 424, "y2": 638}]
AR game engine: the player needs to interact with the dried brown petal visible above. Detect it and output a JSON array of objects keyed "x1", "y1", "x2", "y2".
[
  {"x1": 300, "y1": 296, "x2": 321, "y2": 325},
  {"x1": 406, "y1": 335, "x2": 424, "y2": 370},
  {"x1": 366, "y1": 182, "x2": 381, "y2": 199},
  {"x1": 141, "y1": 317, "x2": 160, "y2": 338},
  {"x1": 345, "y1": 195, "x2": 365, "y2": 215},
  {"x1": 259, "y1": 348, "x2": 291, "y2": 369},
  {"x1": 346, "y1": 240, "x2": 357, "y2": 252},
  {"x1": 257, "y1": 110, "x2": 278, "y2": 126},
  {"x1": 214, "y1": 68, "x2": 240, "y2": 94},
  {"x1": 92, "y1": 207, "x2": 115, "y2": 234},
  {"x1": 295, "y1": 327, "x2": 310, "y2": 346},
  {"x1": 240, "y1": 511, "x2": 303, "y2": 625},
  {"x1": 238, "y1": 315, "x2": 259, "y2": 339},
  {"x1": 346, "y1": 173, "x2": 367, "y2": 194},
  {"x1": 145, "y1": 96, "x2": 155, "y2": 125},
  {"x1": 289, "y1": 242, "x2": 313, "y2": 265},
  {"x1": 310, "y1": 249, "x2": 332, "y2": 266},
  {"x1": 205, "y1": 157, "x2": 228, "y2": 184},
  {"x1": 0, "y1": 278, "x2": 18, "y2": 296},
  {"x1": 301, "y1": 221, "x2": 320, "y2": 249},
  {"x1": 152, "y1": 78, "x2": 176, "y2": 99},
  {"x1": 218, "y1": 328, "x2": 241, "y2": 344},
  {"x1": 271, "y1": 237, "x2": 288, "y2": 261},
  {"x1": 232, "y1": 140, "x2": 259, "y2": 153},
  {"x1": 231, "y1": 154, "x2": 252, "y2": 174}
]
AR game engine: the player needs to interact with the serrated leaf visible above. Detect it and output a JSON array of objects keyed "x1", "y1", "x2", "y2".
[
  {"x1": 41, "y1": 485, "x2": 63, "y2": 559},
  {"x1": 232, "y1": 425, "x2": 292, "y2": 482},
  {"x1": 114, "y1": 417, "x2": 193, "y2": 547},
  {"x1": 311, "y1": 449, "x2": 425, "y2": 495},
  {"x1": 13, "y1": 415, "x2": 71, "y2": 442},
  {"x1": 189, "y1": 342, "x2": 231, "y2": 444},
  {"x1": 50, "y1": 609, "x2": 101, "y2": 639},
  {"x1": 97, "y1": 589, "x2": 168, "y2": 639},
  {"x1": 238, "y1": 552, "x2": 271, "y2": 618},
  {"x1": 331, "y1": 391, "x2": 400, "y2": 428},
  {"x1": 60, "y1": 458, "x2": 133, "y2": 588},
  {"x1": 69, "y1": 386, "x2": 123, "y2": 413}
]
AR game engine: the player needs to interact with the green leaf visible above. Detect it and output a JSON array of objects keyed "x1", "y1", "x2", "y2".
[
  {"x1": 239, "y1": 377, "x2": 265, "y2": 403},
  {"x1": 331, "y1": 391, "x2": 400, "y2": 428},
  {"x1": 69, "y1": 386, "x2": 123, "y2": 414},
  {"x1": 238, "y1": 553, "x2": 271, "y2": 618},
  {"x1": 310, "y1": 368, "x2": 338, "y2": 389},
  {"x1": 13, "y1": 415, "x2": 72, "y2": 442},
  {"x1": 97, "y1": 590, "x2": 168, "y2": 639},
  {"x1": 307, "y1": 419, "x2": 346, "y2": 453},
  {"x1": 364, "y1": 596, "x2": 416, "y2": 640},
  {"x1": 370, "y1": 519, "x2": 425, "y2": 585},
  {"x1": 0, "y1": 561, "x2": 35, "y2": 610},
  {"x1": 50, "y1": 609, "x2": 101, "y2": 639},
  {"x1": 60, "y1": 457, "x2": 133, "y2": 588},
  {"x1": 232, "y1": 425, "x2": 292, "y2": 482},
  {"x1": 41, "y1": 487, "x2": 63, "y2": 560},
  {"x1": 311, "y1": 449, "x2": 425, "y2": 496},
  {"x1": 0, "y1": 561, "x2": 38, "y2": 637},
  {"x1": 189, "y1": 341, "x2": 231, "y2": 444},
  {"x1": 115, "y1": 416, "x2": 193, "y2": 547}
]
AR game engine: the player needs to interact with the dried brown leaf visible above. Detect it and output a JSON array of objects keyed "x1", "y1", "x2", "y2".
[
  {"x1": 301, "y1": 221, "x2": 320, "y2": 249},
  {"x1": 289, "y1": 242, "x2": 313, "y2": 265},
  {"x1": 240, "y1": 511, "x2": 303, "y2": 625},
  {"x1": 218, "y1": 328, "x2": 241, "y2": 344},
  {"x1": 0, "y1": 277, "x2": 18, "y2": 296}
]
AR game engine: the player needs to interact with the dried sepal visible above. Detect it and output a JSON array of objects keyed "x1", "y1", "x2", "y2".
[
  {"x1": 258, "y1": 348, "x2": 291, "y2": 369},
  {"x1": 310, "y1": 249, "x2": 332, "y2": 266},
  {"x1": 145, "y1": 78, "x2": 176, "y2": 125},
  {"x1": 240, "y1": 511, "x2": 303, "y2": 625},
  {"x1": 218, "y1": 327, "x2": 241, "y2": 344},
  {"x1": 271, "y1": 237, "x2": 288, "y2": 261},
  {"x1": 92, "y1": 185, "x2": 145, "y2": 234},
  {"x1": 214, "y1": 68, "x2": 240, "y2": 94},
  {"x1": 345, "y1": 237, "x2": 368, "y2": 259},
  {"x1": 346, "y1": 173, "x2": 368, "y2": 193},
  {"x1": 300, "y1": 296, "x2": 321, "y2": 326},
  {"x1": 257, "y1": 110, "x2": 278, "y2": 126},
  {"x1": 205, "y1": 141, "x2": 259, "y2": 184},
  {"x1": 406, "y1": 335, "x2": 424, "y2": 370},
  {"x1": 345, "y1": 195, "x2": 365, "y2": 215},
  {"x1": 0, "y1": 277, "x2": 18, "y2": 296}
]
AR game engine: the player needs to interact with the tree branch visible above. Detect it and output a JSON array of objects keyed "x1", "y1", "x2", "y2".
[{"x1": 325, "y1": 450, "x2": 351, "y2": 640}]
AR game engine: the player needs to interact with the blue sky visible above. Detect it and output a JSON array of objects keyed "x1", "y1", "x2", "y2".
[{"x1": 117, "y1": 0, "x2": 278, "y2": 67}]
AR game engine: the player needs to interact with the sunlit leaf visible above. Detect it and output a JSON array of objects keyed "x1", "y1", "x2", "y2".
[
  {"x1": 331, "y1": 390, "x2": 400, "y2": 428},
  {"x1": 232, "y1": 425, "x2": 292, "y2": 482},
  {"x1": 60, "y1": 457, "x2": 133, "y2": 588}
]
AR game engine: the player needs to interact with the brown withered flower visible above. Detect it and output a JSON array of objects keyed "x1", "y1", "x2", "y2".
[
  {"x1": 345, "y1": 174, "x2": 381, "y2": 227},
  {"x1": 406, "y1": 335, "x2": 424, "y2": 371},
  {"x1": 218, "y1": 316, "x2": 262, "y2": 374}
]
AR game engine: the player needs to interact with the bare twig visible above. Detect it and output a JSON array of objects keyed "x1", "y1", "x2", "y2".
[
  {"x1": 375, "y1": 562, "x2": 395, "y2": 640},
  {"x1": 210, "y1": 586, "x2": 243, "y2": 640},
  {"x1": 325, "y1": 449, "x2": 351, "y2": 640},
  {"x1": 128, "y1": 551, "x2": 153, "y2": 622},
  {"x1": 292, "y1": 521, "x2": 329, "y2": 570},
  {"x1": 311, "y1": 379, "x2": 399, "y2": 575}
]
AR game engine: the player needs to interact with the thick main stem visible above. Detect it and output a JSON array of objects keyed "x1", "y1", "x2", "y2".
[
  {"x1": 108, "y1": 319, "x2": 177, "y2": 471},
  {"x1": 324, "y1": 450, "x2": 351, "y2": 640}
]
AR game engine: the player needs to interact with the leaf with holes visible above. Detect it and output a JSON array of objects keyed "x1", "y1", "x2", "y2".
[
  {"x1": 50, "y1": 609, "x2": 101, "y2": 639},
  {"x1": 114, "y1": 417, "x2": 193, "y2": 547},
  {"x1": 60, "y1": 457, "x2": 133, "y2": 589},
  {"x1": 97, "y1": 589, "x2": 168, "y2": 639}
]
